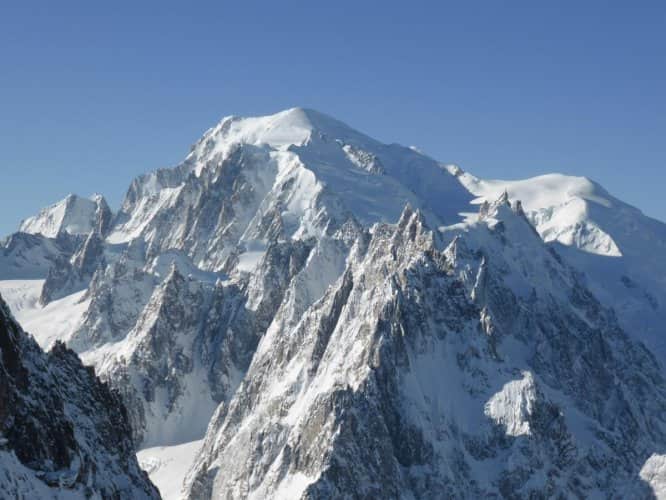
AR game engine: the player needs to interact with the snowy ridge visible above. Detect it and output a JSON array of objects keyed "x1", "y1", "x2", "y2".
[
  {"x1": 0, "y1": 232, "x2": 67, "y2": 280},
  {"x1": 19, "y1": 193, "x2": 111, "y2": 239},
  {"x1": 450, "y1": 169, "x2": 621, "y2": 256},
  {"x1": 450, "y1": 166, "x2": 666, "y2": 365},
  {"x1": 107, "y1": 108, "x2": 471, "y2": 258}
]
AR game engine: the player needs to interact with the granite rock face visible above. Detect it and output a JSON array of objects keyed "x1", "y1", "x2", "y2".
[
  {"x1": 185, "y1": 202, "x2": 666, "y2": 499},
  {"x1": 0, "y1": 293, "x2": 159, "y2": 498}
]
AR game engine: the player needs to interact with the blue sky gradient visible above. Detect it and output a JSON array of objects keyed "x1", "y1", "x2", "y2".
[{"x1": 1, "y1": 1, "x2": 664, "y2": 236}]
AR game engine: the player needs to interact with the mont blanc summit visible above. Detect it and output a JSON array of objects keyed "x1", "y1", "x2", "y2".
[{"x1": 2, "y1": 108, "x2": 666, "y2": 499}]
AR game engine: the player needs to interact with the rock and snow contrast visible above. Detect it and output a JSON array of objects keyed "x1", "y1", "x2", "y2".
[
  {"x1": 19, "y1": 194, "x2": 112, "y2": 240},
  {"x1": 0, "y1": 293, "x2": 158, "y2": 498},
  {"x1": 1, "y1": 107, "x2": 666, "y2": 498},
  {"x1": 451, "y1": 168, "x2": 666, "y2": 362}
]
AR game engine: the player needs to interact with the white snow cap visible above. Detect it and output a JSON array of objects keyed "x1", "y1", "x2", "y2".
[{"x1": 19, "y1": 194, "x2": 107, "y2": 238}]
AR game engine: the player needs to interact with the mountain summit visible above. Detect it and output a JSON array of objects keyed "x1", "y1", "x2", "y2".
[{"x1": 19, "y1": 193, "x2": 112, "y2": 239}]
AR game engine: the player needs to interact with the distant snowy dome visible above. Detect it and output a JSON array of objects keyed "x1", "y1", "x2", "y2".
[
  {"x1": 455, "y1": 171, "x2": 612, "y2": 212},
  {"x1": 19, "y1": 194, "x2": 108, "y2": 238},
  {"x1": 454, "y1": 170, "x2": 622, "y2": 257}
]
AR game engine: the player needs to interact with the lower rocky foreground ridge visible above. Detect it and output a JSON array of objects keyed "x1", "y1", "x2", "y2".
[{"x1": 0, "y1": 293, "x2": 159, "y2": 498}]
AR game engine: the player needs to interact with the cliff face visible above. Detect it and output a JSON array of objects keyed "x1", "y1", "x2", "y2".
[
  {"x1": 183, "y1": 202, "x2": 666, "y2": 499},
  {"x1": 0, "y1": 294, "x2": 159, "y2": 499}
]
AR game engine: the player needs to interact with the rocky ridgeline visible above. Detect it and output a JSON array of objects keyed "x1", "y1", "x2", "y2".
[{"x1": 0, "y1": 293, "x2": 159, "y2": 498}]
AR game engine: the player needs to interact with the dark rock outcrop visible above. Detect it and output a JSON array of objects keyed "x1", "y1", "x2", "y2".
[{"x1": 0, "y1": 294, "x2": 159, "y2": 498}]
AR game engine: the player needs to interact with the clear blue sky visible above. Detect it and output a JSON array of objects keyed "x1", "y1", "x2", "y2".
[{"x1": 1, "y1": 1, "x2": 664, "y2": 236}]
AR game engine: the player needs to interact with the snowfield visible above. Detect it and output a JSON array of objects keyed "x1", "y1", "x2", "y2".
[
  {"x1": 138, "y1": 440, "x2": 204, "y2": 500},
  {"x1": 0, "y1": 279, "x2": 89, "y2": 348}
]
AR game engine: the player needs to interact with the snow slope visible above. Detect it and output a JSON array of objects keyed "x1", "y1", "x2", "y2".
[
  {"x1": 19, "y1": 193, "x2": 111, "y2": 238},
  {"x1": 451, "y1": 167, "x2": 666, "y2": 364},
  {"x1": 138, "y1": 440, "x2": 204, "y2": 500},
  {"x1": 107, "y1": 108, "x2": 472, "y2": 254},
  {"x1": 451, "y1": 169, "x2": 620, "y2": 255},
  {"x1": 0, "y1": 280, "x2": 89, "y2": 348}
]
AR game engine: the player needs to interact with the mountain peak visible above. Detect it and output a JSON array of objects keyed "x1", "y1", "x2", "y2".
[
  {"x1": 190, "y1": 107, "x2": 371, "y2": 159},
  {"x1": 19, "y1": 194, "x2": 111, "y2": 239}
]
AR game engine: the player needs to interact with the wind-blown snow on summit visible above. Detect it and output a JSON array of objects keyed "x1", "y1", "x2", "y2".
[{"x1": 2, "y1": 108, "x2": 666, "y2": 498}]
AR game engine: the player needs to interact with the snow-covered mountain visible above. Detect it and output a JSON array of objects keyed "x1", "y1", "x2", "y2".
[
  {"x1": 19, "y1": 193, "x2": 112, "y2": 239},
  {"x1": 0, "y1": 231, "x2": 70, "y2": 280},
  {"x1": 2, "y1": 195, "x2": 111, "y2": 305},
  {"x1": 451, "y1": 168, "x2": 666, "y2": 362},
  {"x1": 1, "y1": 107, "x2": 665, "y2": 498},
  {"x1": 186, "y1": 199, "x2": 666, "y2": 499}
]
